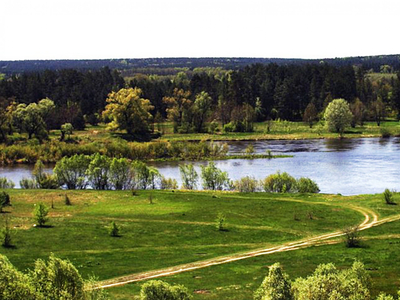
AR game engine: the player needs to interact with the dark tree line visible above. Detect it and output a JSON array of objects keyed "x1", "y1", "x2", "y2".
[
  {"x1": 0, "y1": 67, "x2": 124, "y2": 129},
  {"x1": 1, "y1": 63, "x2": 400, "y2": 137}
]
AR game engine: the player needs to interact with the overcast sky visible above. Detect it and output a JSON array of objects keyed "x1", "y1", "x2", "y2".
[{"x1": 1, "y1": 0, "x2": 399, "y2": 60}]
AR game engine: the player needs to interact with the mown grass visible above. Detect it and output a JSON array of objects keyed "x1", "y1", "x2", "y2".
[{"x1": 1, "y1": 189, "x2": 398, "y2": 299}]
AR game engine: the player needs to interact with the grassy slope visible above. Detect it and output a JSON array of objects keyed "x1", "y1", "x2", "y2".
[{"x1": 1, "y1": 190, "x2": 400, "y2": 299}]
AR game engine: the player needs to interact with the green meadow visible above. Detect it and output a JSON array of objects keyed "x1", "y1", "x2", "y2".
[{"x1": 1, "y1": 189, "x2": 400, "y2": 299}]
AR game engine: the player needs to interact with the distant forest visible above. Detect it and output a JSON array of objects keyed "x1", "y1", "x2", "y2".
[
  {"x1": 1, "y1": 55, "x2": 400, "y2": 75},
  {"x1": 0, "y1": 55, "x2": 400, "y2": 135}
]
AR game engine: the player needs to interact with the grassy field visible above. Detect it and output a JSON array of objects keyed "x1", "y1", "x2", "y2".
[{"x1": 1, "y1": 189, "x2": 400, "y2": 299}]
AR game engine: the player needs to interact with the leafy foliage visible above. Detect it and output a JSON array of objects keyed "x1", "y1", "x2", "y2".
[
  {"x1": 179, "y1": 163, "x2": 198, "y2": 190},
  {"x1": 33, "y1": 203, "x2": 49, "y2": 227},
  {"x1": 200, "y1": 162, "x2": 230, "y2": 191},
  {"x1": 103, "y1": 87, "x2": 154, "y2": 139},
  {"x1": 254, "y1": 263, "x2": 293, "y2": 300},
  {"x1": 140, "y1": 280, "x2": 192, "y2": 300},
  {"x1": 324, "y1": 99, "x2": 353, "y2": 136}
]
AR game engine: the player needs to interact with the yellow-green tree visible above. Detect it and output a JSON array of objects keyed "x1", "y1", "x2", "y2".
[
  {"x1": 163, "y1": 88, "x2": 192, "y2": 133},
  {"x1": 103, "y1": 88, "x2": 154, "y2": 138}
]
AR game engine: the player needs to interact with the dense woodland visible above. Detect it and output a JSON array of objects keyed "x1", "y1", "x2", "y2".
[{"x1": 1, "y1": 58, "x2": 400, "y2": 140}]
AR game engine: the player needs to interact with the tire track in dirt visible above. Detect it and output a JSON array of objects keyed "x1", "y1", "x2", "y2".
[{"x1": 98, "y1": 203, "x2": 388, "y2": 289}]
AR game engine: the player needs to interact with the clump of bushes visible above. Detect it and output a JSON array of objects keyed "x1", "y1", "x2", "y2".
[
  {"x1": 234, "y1": 176, "x2": 259, "y2": 192},
  {"x1": 140, "y1": 280, "x2": 192, "y2": 300},
  {"x1": 260, "y1": 171, "x2": 320, "y2": 193},
  {"x1": 0, "y1": 178, "x2": 15, "y2": 189}
]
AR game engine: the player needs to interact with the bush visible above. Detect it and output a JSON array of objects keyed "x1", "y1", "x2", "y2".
[
  {"x1": 296, "y1": 177, "x2": 320, "y2": 193},
  {"x1": 384, "y1": 188, "x2": 396, "y2": 205},
  {"x1": 179, "y1": 163, "x2": 198, "y2": 190},
  {"x1": 140, "y1": 280, "x2": 192, "y2": 300},
  {"x1": 200, "y1": 162, "x2": 230, "y2": 191},
  {"x1": 1, "y1": 220, "x2": 12, "y2": 248},
  {"x1": 64, "y1": 194, "x2": 71, "y2": 206},
  {"x1": 109, "y1": 221, "x2": 120, "y2": 237},
  {"x1": 0, "y1": 192, "x2": 10, "y2": 213},
  {"x1": 343, "y1": 225, "x2": 361, "y2": 248},
  {"x1": 20, "y1": 178, "x2": 38, "y2": 189},
  {"x1": 262, "y1": 171, "x2": 297, "y2": 193},
  {"x1": 33, "y1": 203, "x2": 49, "y2": 227},
  {"x1": 160, "y1": 177, "x2": 178, "y2": 190},
  {"x1": 0, "y1": 177, "x2": 15, "y2": 189},
  {"x1": 216, "y1": 213, "x2": 226, "y2": 231},
  {"x1": 234, "y1": 176, "x2": 259, "y2": 192}
]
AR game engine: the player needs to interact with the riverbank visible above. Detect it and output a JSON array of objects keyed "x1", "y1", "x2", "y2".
[{"x1": 158, "y1": 120, "x2": 400, "y2": 142}]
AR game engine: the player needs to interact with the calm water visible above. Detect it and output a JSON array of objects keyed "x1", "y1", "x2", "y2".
[{"x1": 1, "y1": 137, "x2": 400, "y2": 195}]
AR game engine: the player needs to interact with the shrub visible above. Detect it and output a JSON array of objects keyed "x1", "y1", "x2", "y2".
[
  {"x1": 343, "y1": 225, "x2": 361, "y2": 248},
  {"x1": 140, "y1": 280, "x2": 192, "y2": 300},
  {"x1": 179, "y1": 163, "x2": 198, "y2": 190},
  {"x1": 33, "y1": 203, "x2": 49, "y2": 227},
  {"x1": 160, "y1": 177, "x2": 178, "y2": 190},
  {"x1": 296, "y1": 177, "x2": 320, "y2": 193},
  {"x1": 234, "y1": 176, "x2": 259, "y2": 192},
  {"x1": 200, "y1": 162, "x2": 230, "y2": 191},
  {"x1": 1, "y1": 220, "x2": 12, "y2": 248},
  {"x1": 0, "y1": 192, "x2": 10, "y2": 213},
  {"x1": 384, "y1": 188, "x2": 396, "y2": 205},
  {"x1": 262, "y1": 171, "x2": 297, "y2": 193},
  {"x1": 20, "y1": 178, "x2": 38, "y2": 189},
  {"x1": 0, "y1": 177, "x2": 15, "y2": 189},
  {"x1": 64, "y1": 194, "x2": 71, "y2": 206},
  {"x1": 216, "y1": 213, "x2": 226, "y2": 231},
  {"x1": 109, "y1": 221, "x2": 120, "y2": 237},
  {"x1": 254, "y1": 263, "x2": 293, "y2": 300}
]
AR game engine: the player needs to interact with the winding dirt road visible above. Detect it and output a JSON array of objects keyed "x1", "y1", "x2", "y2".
[{"x1": 98, "y1": 204, "x2": 400, "y2": 289}]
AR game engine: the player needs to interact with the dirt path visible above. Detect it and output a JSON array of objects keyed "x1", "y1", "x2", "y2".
[{"x1": 98, "y1": 205, "x2": 398, "y2": 289}]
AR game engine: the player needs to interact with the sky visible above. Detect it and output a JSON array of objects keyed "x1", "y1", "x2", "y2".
[{"x1": 1, "y1": 0, "x2": 399, "y2": 60}]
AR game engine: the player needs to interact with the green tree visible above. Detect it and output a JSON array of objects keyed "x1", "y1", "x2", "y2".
[
  {"x1": 31, "y1": 253, "x2": 85, "y2": 300},
  {"x1": 86, "y1": 154, "x2": 111, "y2": 190},
  {"x1": 254, "y1": 263, "x2": 293, "y2": 300},
  {"x1": 33, "y1": 160, "x2": 58, "y2": 189},
  {"x1": 163, "y1": 88, "x2": 192, "y2": 133},
  {"x1": 192, "y1": 91, "x2": 212, "y2": 133},
  {"x1": 179, "y1": 163, "x2": 198, "y2": 190},
  {"x1": 12, "y1": 98, "x2": 55, "y2": 140},
  {"x1": 0, "y1": 254, "x2": 38, "y2": 299},
  {"x1": 60, "y1": 123, "x2": 74, "y2": 141},
  {"x1": 109, "y1": 157, "x2": 133, "y2": 190},
  {"x1": 33, "y1": 203, "x2": 49, "y2": 227},
  {"x1": 370, "y1": 98, "x2": 385, "y2": 126},
  {"x1": 350, "y1": 98, "x2": 366, "y2": 127},
  {"x1": 102, "y1": 87, "x2": 154, "y2": 139},
  {"x1": 324, "y1": 99, "x2": 353, "y2": 137},
  {"x1": 293, "y1": 261, "x2": 370, "y2": 300},
  {"x1": 54, "y1": 154, "x2": 91, "y2": 189},
  {"x1": 200, "y1": 162, "x2": 230, "y2": 191},
  {"x1": 303, "y1": 102, "x2": 318, "y2": 128},
  {"x1": 140, "y1": 280, "x2": 192, "y2": 300}
]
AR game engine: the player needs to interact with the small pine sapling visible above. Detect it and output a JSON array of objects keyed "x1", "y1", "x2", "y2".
[{"x1": 109, "y1": 221, "x2": 120, "y2": 237}]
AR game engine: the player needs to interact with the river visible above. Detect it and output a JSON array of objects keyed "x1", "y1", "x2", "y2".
[{"x1": 1, "y1": 137, "x2": 400, "y2": 195}]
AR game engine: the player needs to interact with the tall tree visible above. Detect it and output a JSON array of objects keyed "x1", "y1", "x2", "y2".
[{"x1": 103, "y1": 87, "x2": 154, "y2": 139}]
